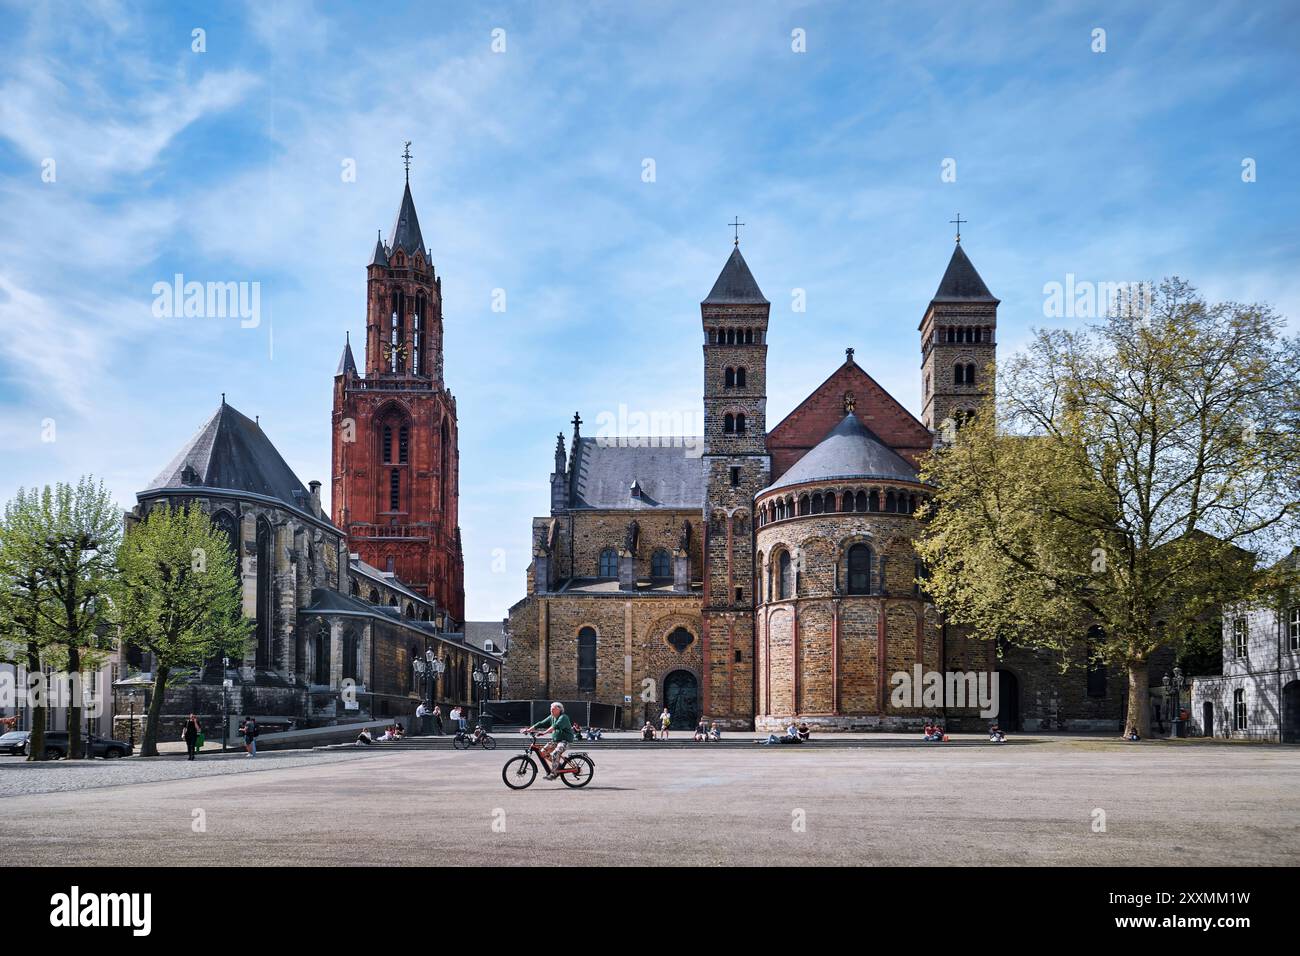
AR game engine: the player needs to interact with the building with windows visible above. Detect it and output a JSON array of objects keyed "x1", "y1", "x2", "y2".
[
  {"x1": 1192, "y1": 549, "x2": 1300, "y2": 742},
  {"x1": 504, "y1": 236, "x2": 1141, "y2": 731}
]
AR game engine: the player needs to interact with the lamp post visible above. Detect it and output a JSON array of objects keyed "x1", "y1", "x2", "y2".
[
  {"x1": 1172, "y1": 665, "x2": 1184, "y2": 738},
  {"x1": 126, "y1": 692, "x2": 137, "y2": 749},
  {"x1": 472, "y1": 663, "x2": 497, "y2": 726},
  {"x1": 221, "y1": 657, "x2": 231, "y2": 752}
]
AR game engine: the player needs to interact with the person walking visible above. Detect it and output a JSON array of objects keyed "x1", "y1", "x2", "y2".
[
  {"x1": 182, "y1": 714, "x2": 202, "y2": 761},
  {"x1": 659, "y1": 707, "x2": 671, "y2": 740},
  {"x1": 240, "y1": 716, "x2": 259, "y2": 757}
]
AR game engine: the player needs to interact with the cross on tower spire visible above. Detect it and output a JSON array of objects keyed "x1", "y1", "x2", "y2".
[
  {"x1": 729, "y1": 215, "x2": 745, "y2": 246},
  {"x1": 402, "y1": 141, "x2": 412, "y2": 183},
  {"x1": 571, "y1": 411, "x2": 582, "y2": 436},
  {"x1": 950, "y1": 213, "x2": 967, "y2": 244}
]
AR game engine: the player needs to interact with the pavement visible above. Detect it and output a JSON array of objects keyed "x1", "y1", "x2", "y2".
[{"x1": 2, "y1": 736, "x2": 1297, "y2": 866}]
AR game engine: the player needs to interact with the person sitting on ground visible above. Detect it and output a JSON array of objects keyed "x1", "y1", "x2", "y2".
[
  {"x1": 585, "y1": 726, "x2": 603, "y2": 741},
  {"x1": 642, "y1": 721, "x2": 657, "y2": 741},
  {"x1": 797, "y1": 722, "x2": 811, "y2": 741},
  {"x1": 356, "y1": 727, "x2": 374, "y2": 745},
  {"x1": 394, "y1": 722, "x2": 405, "y2": 739},
  {"x1": 709, "y1": 721, "x2": 721, "y2": 740},
  {"x1": 694, "y1": 718, "x2": 709, "y2": 742},
  {"x1": 779, "y1": 723, "x2": 802, "y2": 744},
  {"x1": 988, "y1": 724, "x2": 1006, "y2": 743}
]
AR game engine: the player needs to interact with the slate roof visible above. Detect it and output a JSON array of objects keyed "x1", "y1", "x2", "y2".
[
  {"x1": 368, "y1": 232, "x2": 389, "y2": 267},
  {"x1": 763, "y1": 412, "x2": 920, "y2": 493},
  {"x1": 337, "y1": 339, "x2": 357, "y2": 376},
  {"x1": 931, "y1": 243, "x2": 999, "y2": 303},
  {"x1": 702, "y1": 246, "x2": 768, "y2": 304},
  {"x1": 569, "y1": 438, "x2": 705, "y2": 509},
  {"x1": 464, "y1": 621, "x2": 507, "y2": 655},
  {"x1": 143, "y1": 402, "x2": 318, "y2": 513},
  {"x1": 388, "y1": 182, "x2": 425, "y2": 255}
]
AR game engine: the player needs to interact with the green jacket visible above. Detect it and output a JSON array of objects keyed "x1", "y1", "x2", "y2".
[{"x1": 530, "y1": 712, "x2": 575, "y2": 743}]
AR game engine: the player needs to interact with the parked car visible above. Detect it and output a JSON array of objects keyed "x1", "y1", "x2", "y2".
[
  {"x1": 0, "y1": 730, "x2": 30, "y2": 755},
  {"x1": 40, "y1": 731, "x2": 134, "y2": 760}
]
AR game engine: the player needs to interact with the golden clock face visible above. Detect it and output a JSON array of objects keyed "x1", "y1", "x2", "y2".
[{"x1": 383, "y1": 342, "x2": 408, "y2": 359}]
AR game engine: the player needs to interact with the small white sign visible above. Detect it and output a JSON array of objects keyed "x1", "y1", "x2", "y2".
[
  {"x1": 222, "y1": 679, "x2": 233, "y2": 689},
  {"x1": 623, "y1": 695, "x2": 632, "y2": 703},
  {"x1": 344, "y1": 700, "x2": 359, "y2": 710}
]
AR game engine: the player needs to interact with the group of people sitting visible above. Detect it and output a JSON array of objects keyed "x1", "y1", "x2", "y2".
[
  {"x1": 755, "y1": 722, "x2": 811, "y2": 745},
  {"x1": 922, "y1": 722, "x2": 947, "y2": 742},
  {"x1": 693, "y1": 720, "x2": 722, "y2": 741},
  {"x1": 356, "y1": 723, "x2": 406, "y2": 745},
  {"x1": 988, "y1": 724, "x2": 1007, "y2": 743}
]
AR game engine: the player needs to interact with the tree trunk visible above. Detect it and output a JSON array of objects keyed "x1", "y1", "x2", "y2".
[
  {"x1": 140, "y1": 666, "x2": 170, "y2": 757},
  {"x1": 67, "y1": 645, "x2": 83, "y2": 759},
  {"x1": 25, "y1": 644, "x2": 47, "y2": 762},
  {"x1": 1124, "y1": 659, "x2": 1150, "y2": 738}
]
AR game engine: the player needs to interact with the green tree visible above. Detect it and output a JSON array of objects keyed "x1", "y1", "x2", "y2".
[
  {"x1": 30, "y1": 479, "x2": 121, "y2": 759},
  {"x1": 113, "y1": 505, "x2": 251, "y2": 757},
  {"x1": 0, "y1": 489, "x2": 55, "y2": 761},
  {"x1": 918, "y1": 279, "x2": 1300, "y2": 737}
]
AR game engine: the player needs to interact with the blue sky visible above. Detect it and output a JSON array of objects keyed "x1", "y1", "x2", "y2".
[{"x1": 2, "y1": 0, "x2": 1297, "y2": 620}]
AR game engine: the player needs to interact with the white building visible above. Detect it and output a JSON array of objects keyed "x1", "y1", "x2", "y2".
[{"x1": 1191, "y1": 552, "x2": 1300, "y2": 742}]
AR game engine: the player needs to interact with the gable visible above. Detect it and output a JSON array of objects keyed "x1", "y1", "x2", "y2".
[{"x1": 767, "y1": 361, "x2": 933, "y2": 481}]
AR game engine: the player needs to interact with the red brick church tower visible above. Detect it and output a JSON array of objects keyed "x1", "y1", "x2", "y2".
[{"x1": 331, "y1": 152, "x2": 465, "y2": 622}]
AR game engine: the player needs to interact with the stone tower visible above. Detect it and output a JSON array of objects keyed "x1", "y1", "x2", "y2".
[
  {"x1": 331, "y1": 170, "x2": 465, "y2": 622},
  {"x1": 700, "y1": 243, "x2": 769, "y2": 729},
  {"x1": 919, "y1": 241, "x2": 999, "y2": 433}
]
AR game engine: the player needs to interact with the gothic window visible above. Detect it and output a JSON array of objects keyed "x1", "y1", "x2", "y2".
[
  {"x1": 736, "y1": 367, "x2": 746, "y2": 387},
  {"x1": 383, "y1": 425, "x2": 394, "y2": 463},
  {"x1": 399, "y1": 426, "x2": 409, "y2": 464},
  {"x1": 651, "y1": 549, "x2": 671, "y2": 578},
  {"x1": 210, "y1": 510, "x2": 239, "y2": 565},
  {"x1": 598, "y1": 548, "x2": 617, "y2": 578},
  {"x1": 724, "y1": 414, "x2": 735, "y2": 434},
  {"x1": 367, "y1": 588, "x2": 380, "y2": 604},
  {"x1": 255, "y1": 516, "x2": 273, "y2": 670},
  {"x1": 1233, "y1": 617, "x2": 1248, "y2": 658},
  {"x1": 924, "y1": 373, "x2": 930, "y2": 397},
  {"x1": 342, "y1": 628, "x2": 359, "y2": 682},
  {"x1": 778, "y1": 551, "x2": 794, "y2": 600},
  {"x1": 349, "y1": 578, "x2": 360, "y2": 598},
  {"x1": 313, "y1": 623, "x2": 331, "y2": 685},
  {"x1": 725, "y1": 368, "x2": 735, "y2": 388},
  {"x1": 1234, "y1": 688, "x2": 1247, "y2": 730},
  {"x1": 577, "y1": 627, "x2": 597, "y2": 692},
  {"x1": 1290, "y1": 606, "x2": 1300, "y2": 651},
  {"x1": 389, "y1": 290, "x2": 406, "y2": 373},
  {"x1": 413, "y1": 294, "x2": 424, "y2": 376},
  {"x1": 440, "y1": 420, "x2": 450, "y2": 516},
  {"x1": 667, "y1": 627, "x2": 694, "y2": 652},
  {"x1": 847, "y1": 544, "x2": 872, "y2": 595},
  {"x1": 735, "y1": 413, "x2": 746, "y2": 433}
]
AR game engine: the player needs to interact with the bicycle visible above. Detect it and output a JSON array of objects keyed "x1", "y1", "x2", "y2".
[
  {"x1": 501, "y1": 733, "x2": 594, "y2": 789},
  {"x1": 453, "y1": 725, "x2": 497, "y2": 750}
]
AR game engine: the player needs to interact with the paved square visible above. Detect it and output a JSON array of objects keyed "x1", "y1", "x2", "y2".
[{"x1": 1, "y1": 739, "x2": 1297, "y2": 866}]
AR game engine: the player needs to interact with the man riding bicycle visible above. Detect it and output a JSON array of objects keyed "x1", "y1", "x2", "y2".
[{"x1": 522, "y1": 701, "x2": 575, "y2": 780}]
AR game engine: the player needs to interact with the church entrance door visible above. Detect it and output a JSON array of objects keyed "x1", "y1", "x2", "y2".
[
  {"x1": 663, "y1": 670, "x2": 699, "y2": 730},
  {"x1": 996, "y1": 670, "x2": 1019, "y2": 731}
]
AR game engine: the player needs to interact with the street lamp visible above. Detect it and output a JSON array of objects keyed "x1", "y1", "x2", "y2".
[
  {"x1": 472, "y1": 663, "x2": 498, "y2": 725},
  {"x1": 221, "y1": 657, "x2": 231, "y2": 752},
  {"x1": 126, "y1": 692, "x2": 137, "y2": 749},
  {"x1": 1171, "y1": 665, "x2": 1184, "y2": 737}
]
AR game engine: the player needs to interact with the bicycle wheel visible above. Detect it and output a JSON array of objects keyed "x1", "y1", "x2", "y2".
[
  {"x1": 453, "y1": 734, "x2": 468, "y2": 751},
  {"x1": 502, "y1": 755, "x2": 537, "y2": 789},
  {"x1": 481, "y1": 735, "x2": 497, "y2": 751},
  {"x1": 559, "y1": 754, "x2": 594, "y2": 788}
]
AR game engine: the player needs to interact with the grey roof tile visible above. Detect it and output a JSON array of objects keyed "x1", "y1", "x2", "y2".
[
  {"x1": 703, "y1": 246, "x2": 768, "y2": 304},
  {"x1": 570, "y1": 438, "x2": 705, "y2": 509},
  {"x1": 388, "y1": 182, "x2": 425, "y2": 255},
  {"x1": 763, "y1": 412, "x2": 919, "y2": 492},
  {"x1": 932, "y1": 243, "x2": 998, "y2": 303}
]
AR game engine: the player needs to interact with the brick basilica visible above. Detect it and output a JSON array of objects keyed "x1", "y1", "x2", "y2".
[{"x1": 503, "y1": 237, "x2": 1142, "y2": 732}]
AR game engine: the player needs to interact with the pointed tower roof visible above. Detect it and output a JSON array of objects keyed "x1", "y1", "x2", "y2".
[
  {"x1": 763, "y1": 412, "x2": 920, "y2": 493},
  {"x1": 703, "y1": 246, "x2": 768, "y2": 305},
  {"x1": 931, "y1": 244, "x2": 999, "y2": 303},
  {"x1": 337, "y1": 334, "x2": 357, "y2": 376},
  {"x1": 368, "y1": 230, "x2": 389, "y2": 267},
  {"x1": 388, "y1": 182, "x2": 425, "y2": 256},
  {"x1": 142, "y1": 402, "x2": 317, "y2": 514}
]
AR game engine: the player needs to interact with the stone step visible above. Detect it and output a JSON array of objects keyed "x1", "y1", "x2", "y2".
[{"x1": 319, "y1": 735, "x2": 1011, "y2": 751}]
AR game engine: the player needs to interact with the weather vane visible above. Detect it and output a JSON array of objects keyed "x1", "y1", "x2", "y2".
[
  {"x1": 950, "y1": 213, "x2": 966, "y2": 244},
  {"x1": 402, "y1": 141, "x2": 412, "y2": 183},
  {"x1": 729, "y1": 215, "x2": 745, "y2": 246}
]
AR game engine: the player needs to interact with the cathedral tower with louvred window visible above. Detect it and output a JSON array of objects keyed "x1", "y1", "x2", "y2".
[{"x1": 331, "y1": 160, "x2": 464, "y2": 623}]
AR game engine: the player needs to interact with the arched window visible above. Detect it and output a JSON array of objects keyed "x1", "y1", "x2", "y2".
[
  {"x1": 342, "y1": 628, "x2": 359, "y2": 682},
  {"x1": 439, "y1": 419, "x2": 450, "y2": 516},
  {"x1": 954, "y1": 364, "x2": 965, "y2": 385},
  {"x1": 966, "y1": 363, "x2": 976, "y2": 385},
  {"x1": 725, "y1": 368, "x2": 735, "y2": 388},
  {"x1": 651, "y1": 549, "x2": 672, "y2": 578},
  {"x1": 349, "y1": 578, "x2": 360, "y2": 598},
  {"x1": 799, "y1": 495, "x2": 810, "y2": 516},
  {"x1": 736, "y1": 367, "x2": 746, "y2": 387},
  {"x1": 210, "y1": 510, "x2": 239, "y2": 565},
  {"x1": 383, "y1": 424, "x2": 394, "y2": 463},
  {"x1": 1086, "y1": 626, "x2": 1107, "y2": 698},
  {"x1": 811, "y1": 494, "x2": 824, "y2": 515},
  {"x1": 577, "y1": 627, "x2": 596, "y2": 692},
  {"x1": 735, "y1": 413, "x2": 746, "y2": 433},
  {"x1": 598, "y1": 548, "x2": 617, "y2": 577},
  {"x1": 777, "y1": 551, "x2": 794, "y2": 600},
  {"x1": 389, "y1": 468, "x2": 401, "y2": 511},
  {"x1": 823, "y1": 493, "x2": 835, "y2": 513},
  {"x1": 367, "y1": 588, "x2": 379, "y2": 604},
  {"x1": 726, "y1": 329, "x2": 735, "y2": 345},
  {"x1": 869, "y1": 490, "x2": 880, "y2": 512},
  {"x1": 412, "y1": 294, "x2": 424, "y2": 376},
  {"x1": 724, "y1": 413, "x2": 735, "y2": 434},
  {"x1": 255, "y1": 516, "x2": 273, "y2": 670},
  {"x1": 885, "y1": 490, "x2": 896, "y2": 513},
  {"x1": 847, "y1": 544, "x2": 872, "y2": 594},
  {"x1": 313, "y1": 622, "x2": 331, "y2": 685},
  {"x1": 855, "y1": 490, "x2": 868, "y2": 512},
  {"x1": 745, "y1": 329, "x2": 754, "y2": 344}
]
